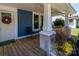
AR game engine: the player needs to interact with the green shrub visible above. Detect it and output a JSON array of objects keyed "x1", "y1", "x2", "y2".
[
  {"x1": 0, "y1": 39, "x2": 16, "y2": 46},
  {"x1": 53, "y1": 18, "x2": 65, "y2": 26},
  {"x1": 68, "y1": 37, "x2": 77, "y2": 49}
]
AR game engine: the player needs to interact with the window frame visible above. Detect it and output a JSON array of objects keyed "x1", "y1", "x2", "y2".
[{"x1": 32, "y1": 12, "x2": 43, "y2": 31}]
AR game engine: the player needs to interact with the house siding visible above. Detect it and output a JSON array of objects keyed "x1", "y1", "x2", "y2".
[
  {"x1": 0, "y1": 5, "x2": 17, "y2": 41},
  {"x1": 18, "y1": 9, "x2": 33, "y2": 37}
]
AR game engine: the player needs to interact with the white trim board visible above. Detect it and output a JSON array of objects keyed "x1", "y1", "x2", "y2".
[{"x1": 17, "y1": 33, "x2": 39, "y2": 39}]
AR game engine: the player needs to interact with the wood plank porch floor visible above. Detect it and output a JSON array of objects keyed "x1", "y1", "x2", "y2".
[{"x1": 0, "y1": 35, "x2": 47, "y2": 56}]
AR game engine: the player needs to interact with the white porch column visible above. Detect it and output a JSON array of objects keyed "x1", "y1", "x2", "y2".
[
  {"x1": 65, "y1": 14, "x2": 71, "y2": 38},
  {"x1": 40, "y1": 4, "x2": 56, "y2": 55},
  {"x1": 65, "y1": 13, "x2": 69, "y2": 27},
  {"x1": 43, "y1": 4, "x2": 52, "y2": 32}
]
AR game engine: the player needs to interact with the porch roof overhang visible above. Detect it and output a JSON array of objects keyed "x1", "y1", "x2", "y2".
[
  {"x1": 0, "y1": 3, "x2": 76, "y2": 16},
  {"x1": 51, "y1": 3, "x2": 76, "y2": 16}
]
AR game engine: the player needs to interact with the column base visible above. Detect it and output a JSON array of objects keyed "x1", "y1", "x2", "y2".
[{"x1": 40, "y1": 31, "x2": 56, "y2": 55}]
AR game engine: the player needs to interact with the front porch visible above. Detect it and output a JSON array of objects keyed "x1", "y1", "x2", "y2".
[
  {"x1": 0, "y1": 35, "x2": 47, "y2": 56},
  {"x1": 0, "y1": 3, "x2": 76, "y2": 56}
]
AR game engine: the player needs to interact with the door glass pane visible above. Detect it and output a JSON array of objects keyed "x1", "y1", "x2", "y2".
[
  {"x1": 34, "y1": 14, "x2": 39, "y2": 29},
  {"x1": 34, "y1": 22, "x2": 39, "y2": 29},
  {"x1": 34, "y1": 14, "x2": 39, "y2": 21},
  {"x1": 40, "y1": 16, "x2": 43, "y2": 30}
]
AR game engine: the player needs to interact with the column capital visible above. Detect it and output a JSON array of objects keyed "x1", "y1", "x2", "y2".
[
  {"x1": 40, "y1": 31, "x2": 56, "y2": 36},
  {"x1": 43, "y1": 3, "x2": 51, "y2": 6}
]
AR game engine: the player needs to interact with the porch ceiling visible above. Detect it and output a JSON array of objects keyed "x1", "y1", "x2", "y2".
[
  {"x1": 0, "y1": 3, "x2": 76, "y2": 16},
  {"x1": 51, "y1": 3, "x2": 76, "y2": 15}
]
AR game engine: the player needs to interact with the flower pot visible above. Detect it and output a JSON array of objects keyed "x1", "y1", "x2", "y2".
[{"x1": 54, "y1": 25, "x2": 63, "y2": 28}]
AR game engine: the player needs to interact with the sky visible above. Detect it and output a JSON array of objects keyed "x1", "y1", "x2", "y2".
[{"x1": 71, "y1": 3, "x2": 79, "y2": 16}]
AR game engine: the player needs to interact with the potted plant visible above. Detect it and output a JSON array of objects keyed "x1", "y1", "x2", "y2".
[
  {"x1": 56, "y1": 41, "x2": 73, "y2": 56},
  {"x1": 53, "y1": 18, "x2": 65, "y2": 28}
]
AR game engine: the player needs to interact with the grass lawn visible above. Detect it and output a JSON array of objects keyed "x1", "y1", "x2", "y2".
[{"x1": 71, "y1": 28, "x2": 79, "y2": 37}]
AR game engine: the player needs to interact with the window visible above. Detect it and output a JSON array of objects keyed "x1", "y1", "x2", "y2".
[
  {"x1": 40, "y1": 16, "x2": 43, "y2": 30},
  {"x1": 34, "y1": 14, "x2": 39, "y2": 29},
  {"x1": 33, "y1": 12, "x2": 43, "y2": 31},
  {"x1": 33, "y1": 14, "x2": 39, "y2": 31}
]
